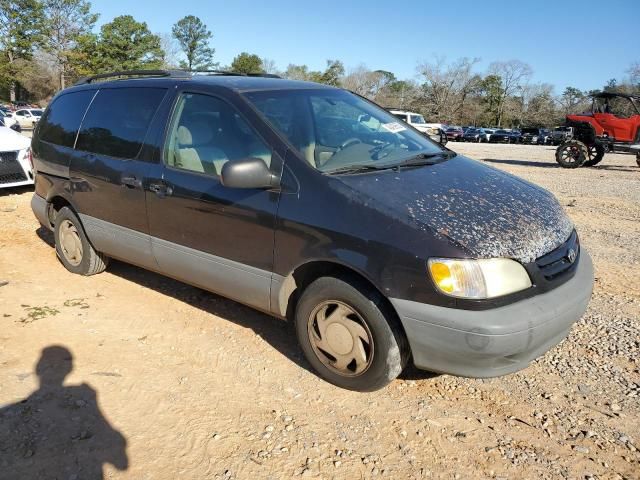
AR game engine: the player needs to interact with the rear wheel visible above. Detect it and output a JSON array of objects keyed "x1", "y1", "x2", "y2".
[
  {"x1": 636, "y1": 152, "x2": 640, "y2": 167},
  {"x1": 556, "y1": 140, "x2": 588, "y2": 168},
  {"x1": 54, "y1": 207, "x2": 109, "y2": 275},
  {"x1": 295, "y1": 276, "x2": 408, "y2": 391},
  {"x1": 583, "y1": 144, "x2": 606, "y2": 167}
]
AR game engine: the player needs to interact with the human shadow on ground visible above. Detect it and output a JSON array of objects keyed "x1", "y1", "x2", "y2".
[
  {"x1": 34, "y1": 226, "x2": 437, "y2": 385},
  {"x1": 0, "y1": 346, "x2": 128, "y2": 480}
]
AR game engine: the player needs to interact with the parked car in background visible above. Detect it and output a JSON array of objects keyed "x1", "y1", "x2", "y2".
[
  {"x1": 0, "y1": 126, "x2": 33, "y2": 188},
  {"x1": 551, "y1": 126, "x2": 574, "y2": 145},
  {"x1": 30, "y1": 70, "x2": 594, "y2": 391},
  {"x1": 482, "y1": 128, "x2": 495, "y2": 142},
  {"x1": 389, "y1": 109, "x2": 446, "y2": 144},
  {"x1": 445, "y1": 126, "x2": 464, "y2": 142},
  {"x1": 490, "y1": 129, "x2": 517, "y2": 143},
  {"x1": 13, "y1": 108, "x2": 43, "y2": 129},
  {"x1": 521, "y1": 127, "x2": 552, "y2": 145},
  {"x1": 463, "y1": 127, "x2": 488, "y2": 142},
  {"x1": 0, "y1": 110, "x2": 20, "y2": 132}
]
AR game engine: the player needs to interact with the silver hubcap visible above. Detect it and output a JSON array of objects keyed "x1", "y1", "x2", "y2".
[
  {"x1": 307, "y1": 301, "x2": 373, "y2": 377},
  {"x1": 59, "y1": 219, "x2": 83, "y2": 266}
]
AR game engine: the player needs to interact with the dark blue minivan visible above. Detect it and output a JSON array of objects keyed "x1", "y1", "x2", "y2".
[{"x1": 30, "y1": 71, "x2": 593, "y2": 391}]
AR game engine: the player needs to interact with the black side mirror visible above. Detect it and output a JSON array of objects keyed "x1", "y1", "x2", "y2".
[{"x1": 220, "y1": 157, "x2": 280, "y2": 189}]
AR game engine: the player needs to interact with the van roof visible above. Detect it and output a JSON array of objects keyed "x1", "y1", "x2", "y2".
[{"x1": 69, "y1": 69, "x2": 333, "y2": 93}]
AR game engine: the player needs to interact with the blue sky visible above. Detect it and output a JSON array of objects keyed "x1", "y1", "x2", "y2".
[{"x1": 92, "y1": 0, "x2": 639, "y2": 93}]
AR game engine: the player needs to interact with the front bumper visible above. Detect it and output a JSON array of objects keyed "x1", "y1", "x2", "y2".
[{"x1": 391, "y1": 251, "x2": 594, "y2": 378}]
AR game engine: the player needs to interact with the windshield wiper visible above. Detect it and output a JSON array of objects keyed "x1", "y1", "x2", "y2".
[
  {"x1": 324, "y1": 163, "x2": 397, "y2": 175},
  {"x1": 398, "y1": 151, "x2": 456, "y2": 167}
]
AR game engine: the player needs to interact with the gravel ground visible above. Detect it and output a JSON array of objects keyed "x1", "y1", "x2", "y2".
[{"x1": 0, "y1": 142, "x2": 638, "y2": 480}]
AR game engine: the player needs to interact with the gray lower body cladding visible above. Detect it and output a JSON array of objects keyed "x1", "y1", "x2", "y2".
[
  {"x1": 31, "y1": 193, "x2": 280, "y2": 315},
  {"x1": 31, "y1": 193, "x2": 49, "y2": 228},
  {"x1": 391, "y1": 251, "x2": 594, "y2": 377}
]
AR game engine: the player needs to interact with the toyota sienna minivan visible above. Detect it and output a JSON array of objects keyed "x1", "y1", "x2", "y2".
[{"x1": 30, "y1": 70, "x2": 594, "y2": 391}]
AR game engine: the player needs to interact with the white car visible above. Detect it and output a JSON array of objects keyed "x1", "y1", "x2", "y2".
[
  {"x1": 0, "y1": 110, "x2": 19, "y2": 130},
  {"x1": 0, "y1": 127, "x2": 34, "y2": 188},
  {"x1": 389, "y1": 109, "x2": 445, "y2": 144},
  {"x1": 13, "y1": 108, "x2": 43, "y2": 129}
]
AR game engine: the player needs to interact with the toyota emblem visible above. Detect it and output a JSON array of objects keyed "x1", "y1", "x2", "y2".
[{"x1": 567, "y1": 248, "x2": 577, "y2": 264}]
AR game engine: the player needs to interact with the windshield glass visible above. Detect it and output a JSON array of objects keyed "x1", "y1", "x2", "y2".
[
  {"x1": 410, "y1": 114, "x2": 426, "y2": 124},
  {"x1": 245, "y1": 89, "x2": 445, "y2": 172}
]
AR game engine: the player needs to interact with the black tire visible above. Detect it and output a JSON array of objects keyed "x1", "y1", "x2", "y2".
[
  {"x1": 636, "y1": 152, "x2": 640, "y2": 167},
  {"x1": 583, "y1": 144, "x2": 606, "y2": 167},
  {"x1": 555, "y1": 140, "x2": 588, "y2": 168},
  {"x1": 295, "y1": 276, "x2": 408, "y2": 391},
  {"x1": 54, "y1": 207, "x2": 109, "y2": 275}
]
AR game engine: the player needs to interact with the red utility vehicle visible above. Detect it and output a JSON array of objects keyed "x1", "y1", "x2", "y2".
[{"x1": 555, "y1": 92, "x2": 640, "y2": 168}]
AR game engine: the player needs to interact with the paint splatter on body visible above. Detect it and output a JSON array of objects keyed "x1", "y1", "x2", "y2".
[{"x1": 338, "y1": 155, "x2": 574, "y2": 264}]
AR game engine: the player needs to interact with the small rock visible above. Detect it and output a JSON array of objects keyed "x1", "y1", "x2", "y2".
[
  {"x1": 610, "y1": 403, "x2": 621, "y2": 412},
  {"x1": 333, "y1": 460, "x2": 341, "y2": 467},
  {"x1": 573, "y1": 445, "x2": 589, "y2": 454}
]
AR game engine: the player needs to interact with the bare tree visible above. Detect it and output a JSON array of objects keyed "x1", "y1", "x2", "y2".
[
  {"x1": 43, "y1": 0, "x2": 98, "y2": 90},
  {"x1": 488, "y1": 60, "x2": 533, "y2": 127},
  {"x1": 159, "y1": 33, "x2": 182, "y2": 69},
  {"x1": 627, "y1": 61, "x2": 640, "y2": 85},
  {"x1": 341, "y1": 65, "x2": 383, "y2": 98},
  {"x1": 416, "y1": 56, "x2": 481, "y2": 123},
  {"x1": 260, "y1": 57, "x2": 279, "y2": 75}
]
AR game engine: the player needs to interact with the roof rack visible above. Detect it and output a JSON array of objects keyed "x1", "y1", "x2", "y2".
[{"x1": 74, "y1": 69, "x2": 281, "y2": 86}]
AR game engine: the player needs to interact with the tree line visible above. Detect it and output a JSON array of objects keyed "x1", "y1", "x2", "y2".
[{"x1": 2, "y1": 0, "x2": 638, "y2": 127}]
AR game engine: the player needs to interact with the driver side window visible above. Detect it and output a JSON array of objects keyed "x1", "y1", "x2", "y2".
[{"x1": 165, "y1": 93, "x2": 272, "y2": 177}]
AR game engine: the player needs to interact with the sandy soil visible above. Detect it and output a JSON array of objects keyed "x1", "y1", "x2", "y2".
[{"x1": 0, "y1": 143, "x2": 638, "y2": 480}]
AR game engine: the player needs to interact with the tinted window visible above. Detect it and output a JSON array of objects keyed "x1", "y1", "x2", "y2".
[
  {"x1": 76, "y1": 88, "x2": 166, "y2": 159},
  {"x1": 165, "y1": 93, "x2": 271, "y2": 177},
  {"x1": 38, "y1": 90, "x2": 95, "y2": 148}
]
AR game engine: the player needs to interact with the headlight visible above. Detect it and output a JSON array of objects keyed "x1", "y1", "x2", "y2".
[{"x1": 428, "y1": 258, "x2": 532, "y2": 299}]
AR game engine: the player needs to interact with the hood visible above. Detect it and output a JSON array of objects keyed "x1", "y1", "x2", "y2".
[
  {"x1": 0, "y1": 127, "x2": 30, "y2": 151},
  {"x1": 337, "y1": 155, "x2": 574, "y2": 264}
]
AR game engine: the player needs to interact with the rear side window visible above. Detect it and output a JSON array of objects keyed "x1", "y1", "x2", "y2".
[
  {"x1": 38, "y1": 91, "x2": 95, "y2": 147},
  {"x1": 76, "y1": 87, "x2": 166, "y2": 159}
]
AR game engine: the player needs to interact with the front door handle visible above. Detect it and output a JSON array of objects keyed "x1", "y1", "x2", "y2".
[
  {"x1": 121, "y1": 175, "x2": 142, "y2": 189},
  {"x1": 149, "y1": 182, "x2": 173, "y2": 198}
]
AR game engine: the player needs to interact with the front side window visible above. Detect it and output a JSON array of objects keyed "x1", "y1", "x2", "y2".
[
  {"x1": 164, "y1": 93, "x2": 272, "y2": 177},
  {"x1": 246, "y1": 89, "x2": 444, "y2": 172},
  {"x1": 76, "y1": 87, "x2": 166, "y2": 159},
  {"x1": 38, "y1": 90, "x2": 96, "y2": 148}
]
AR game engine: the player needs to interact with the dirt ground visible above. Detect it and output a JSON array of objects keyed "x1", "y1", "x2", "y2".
[{"x1": 0, "y1": 143, "x2": 638, "y2": 480}]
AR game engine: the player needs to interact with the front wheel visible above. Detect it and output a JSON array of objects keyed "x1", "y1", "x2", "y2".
[
  {"x1": 54, "y1": 207, "x2": 109, "y2": 275},
  {"x1": 636, "y1": 152, "x2": 640, "y2": 167},
  {"x1": 555, "y1": 140, "x2": 588, "y2": 168},
  {"x1": 295, "y1": 276, "x2": 408, "y2": 391}
]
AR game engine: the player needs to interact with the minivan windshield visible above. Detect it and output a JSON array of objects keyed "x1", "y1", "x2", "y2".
[
  {"x1": 410, "y1": 114, "x2": 426, "y2": 124},
  {"x1": 245, "y1": 89, "x2": 446, "y2": 173}
]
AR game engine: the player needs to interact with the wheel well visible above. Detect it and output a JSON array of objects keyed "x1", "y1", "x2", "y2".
[
  {"x1": 283, "y1": 260, "x2": 407, "y2": 330},
  {"x1": 47, "y1": 196, "x2": 73, "y2": 226}
]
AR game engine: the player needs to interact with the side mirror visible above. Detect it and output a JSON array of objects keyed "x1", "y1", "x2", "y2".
[{"x1": 220, "y1": 157, "x2": 280, "y2": 189}]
